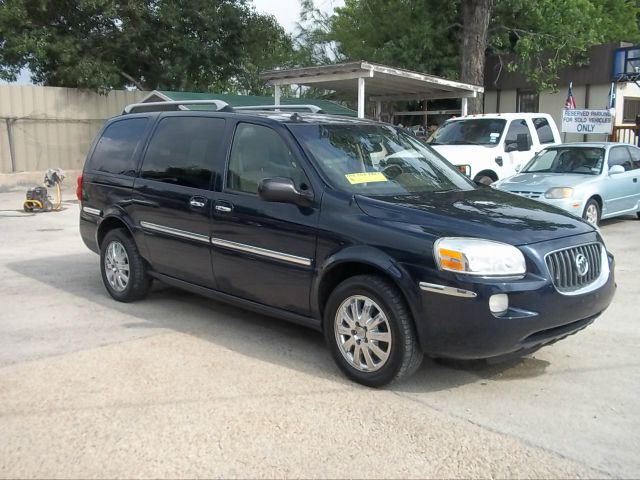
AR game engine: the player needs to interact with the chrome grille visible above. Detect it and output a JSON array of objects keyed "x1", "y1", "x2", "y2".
[
  {"x1": 511, "y1": 190, "x2": 543, "y2": 199},
  {"x1": 545, "y1": 243, "x2": 602, "y2": 293}
]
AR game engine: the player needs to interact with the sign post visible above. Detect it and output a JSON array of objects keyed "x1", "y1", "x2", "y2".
[{"x1": 561, "y1": 109, "x2": 613, "y2": 135}]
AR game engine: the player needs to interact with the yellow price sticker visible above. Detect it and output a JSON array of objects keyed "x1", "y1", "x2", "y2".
[{"x1": 345, "y1": 172, "x2": 388, "y2": 185}]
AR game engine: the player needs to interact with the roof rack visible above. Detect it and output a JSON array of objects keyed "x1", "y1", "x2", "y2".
[
  {"x1": 235, "y1": 104, "x2": 325, "y2": 114},
  {"x1": 123, "y1": 100, "x2": 234, "y2": 114}
]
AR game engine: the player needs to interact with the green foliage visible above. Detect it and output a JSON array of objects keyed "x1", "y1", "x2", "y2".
[
  {"x1": 300, "y1": 0, "x2": 640, "y2": 91},
  {"x1": 0, "y1": 0, "x2": 296, "y2": 93}
]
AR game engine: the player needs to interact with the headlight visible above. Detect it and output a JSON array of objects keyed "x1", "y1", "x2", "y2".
[
  {"x1": 434, "y1": 237, "x2": 526, "y2": 276},
  {"x1": 545, "y1": 187, "x2": 573, "y2": 199}
]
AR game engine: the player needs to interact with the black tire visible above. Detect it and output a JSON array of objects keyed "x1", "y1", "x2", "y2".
[
  {"x1": 582, "y1": 199, "x2": 600, "y2": 227},
  {"x1": 636, "y1": 211, "x2": 640, "y2": 219},
  {"x1": 323, "y1": 274, "x2": 423, "y2": 387},
  {"x1": 100, "y1": 228, "x2": 152, "y2": 302},
  {"x1": 474, "y1": 174, "x2": 494, "y2": 185}
]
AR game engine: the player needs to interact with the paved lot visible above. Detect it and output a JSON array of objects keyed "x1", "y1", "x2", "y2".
[{"x1": 0, "y1": 186, "x2": 638, "y2": 478}]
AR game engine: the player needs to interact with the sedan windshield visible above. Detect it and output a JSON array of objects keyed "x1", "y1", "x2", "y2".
[
  {"x1": 427, "y1": 118, "x2": 507, "y2": 147},
  {"x1": 523, "y1": 147, "x2": 604, "y2": 175},
  {"x1": 289, "y1": 124, "x2": 475, "y2": 196}
]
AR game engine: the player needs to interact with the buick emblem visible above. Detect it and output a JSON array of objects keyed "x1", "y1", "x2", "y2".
[{"x1": 574, "y1": 253, "x2": 589, "y2": 277}]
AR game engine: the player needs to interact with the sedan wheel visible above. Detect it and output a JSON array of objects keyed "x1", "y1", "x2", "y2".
[{"x1": 582, "y1": 200, "x2": 600, "y2": 227}]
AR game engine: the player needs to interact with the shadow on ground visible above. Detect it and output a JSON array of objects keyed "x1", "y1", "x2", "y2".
[{"x1": 8, "y1": 253, "x2": 550, "y2": 392}]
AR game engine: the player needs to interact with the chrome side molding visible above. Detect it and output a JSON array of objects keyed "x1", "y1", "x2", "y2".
[
  {"x1": 82, "y1": 206, "x2": 102, "y2": 216},
  {"x1": 210, "y1": 237, "x2": 312, "y2": 266},
  {"x1": 140, "y1": 221, "x2": 209, "y2": 244},
  {"x1": 419, "y1": 282, "x2": 477, "y2": 298}
]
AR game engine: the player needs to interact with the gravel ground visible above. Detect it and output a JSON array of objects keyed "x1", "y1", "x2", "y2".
[{"x1": 0, "y1": 186, "x2": 638, "y2": 478}]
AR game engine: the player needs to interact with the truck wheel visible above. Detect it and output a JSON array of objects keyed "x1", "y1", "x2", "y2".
[
  {"x1": 474, "y1": 174, "x2": 494, "y2": 185},
  {"x1": 100, "y1": 228, "x2": 152, "y2": 302},
  {"x1": 324, "y1": 274, "x2": 423, "y2": 387},
  {"x1": 582, "y1": 199, "x2": 600, "y2": 227}
]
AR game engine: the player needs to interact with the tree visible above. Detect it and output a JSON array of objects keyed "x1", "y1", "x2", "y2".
[
  {"x1": 461, "y1": 0, "x2": 492, "y2": 113},
  {"x1": 0, "y1": 0, "x2": 296, "y2": 93},
  {"x1": 299, "y1": 0, "x2": 640, "y2": 113}
]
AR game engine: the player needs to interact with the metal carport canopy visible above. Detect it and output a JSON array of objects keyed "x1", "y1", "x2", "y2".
[{"x1": 261, "y1": 61, "x2": 484, "y2": 119}]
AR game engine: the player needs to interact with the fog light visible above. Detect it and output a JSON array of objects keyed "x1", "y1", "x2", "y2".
[{"x1": 489, "y1": 294, "x2": 509, "y2": 315}]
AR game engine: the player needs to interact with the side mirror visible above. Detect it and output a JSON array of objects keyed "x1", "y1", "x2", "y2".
[
  {"x1": 608, "y1": 165, "x2": 625, "y2": 175},
  {"x1": 515, "y1": 164, "x2": 522, "y2": 172},
  {"x1": 516, "y1": 133, "x2": 531, "y2": 152},
  {"x1": 258, "y1": 177, "x2": 314, "y2": 207}
]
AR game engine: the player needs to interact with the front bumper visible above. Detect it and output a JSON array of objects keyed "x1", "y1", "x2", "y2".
[{"x1": 406, "y1": 232, "x2": 616, "y2": 359}]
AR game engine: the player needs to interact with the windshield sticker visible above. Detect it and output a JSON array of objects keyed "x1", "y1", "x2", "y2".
[
  {"x1": 345, "y1": 172, "x2": 388, "y2": 184},
  {"x1": 489, "y1": 132, "x2": 499, "y2": 143}
]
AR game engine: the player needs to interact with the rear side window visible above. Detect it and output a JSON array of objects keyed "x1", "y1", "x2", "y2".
[
  {"x1": 140, "y1": 117, "x2": 225, "y2": 189},
  {"x1": 609, "y1": 147, "x2": 634, "y2": 171},
  {"x1": 533, "y1": 117, "x2": 555, "y2": 144},
  {"x1": 627, "y1": 146, "x2": 640, "y2": 170},
  {"x1": 89, "y1": 118, "x2": 148, "y2": 175}
]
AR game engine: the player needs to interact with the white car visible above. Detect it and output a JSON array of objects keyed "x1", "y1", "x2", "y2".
[
  {"x1": 428, "y1": 113, "x2": 561, "y2": 184},
  {"x1": 493, "y1": 142, "x2": 640, "y2": 226}
]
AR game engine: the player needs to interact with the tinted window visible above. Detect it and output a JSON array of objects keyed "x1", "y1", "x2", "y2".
[
  {"x1": 627, "y1": 146, "x2": 640, "y2": 170},
  {"x1": 533, "y1": 117, "x2": 555, "y2": 144},
  {"x1": 504, "y1": 119, "x2": 532, "y2": 149},
  {"x1": 89, "y1": 118, "x2": 148, "y2": 175},
  {"x1": 608, "y1": 147, "x2": 634, "y2": 171},
  {"x1": 226, "y1": 123, "x2": 307, "y2": 194},
  {"x1": 141, "y1": 117, "x2": 225, "y2": 189}
]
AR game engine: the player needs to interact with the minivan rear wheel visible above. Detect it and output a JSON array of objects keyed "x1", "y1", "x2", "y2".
[
  {"x1": 324, "y1": 275, "x2": 423, "y2": 387},
  {"x1": 100, "y1": 228, "x2": 152, "y2": 302}
]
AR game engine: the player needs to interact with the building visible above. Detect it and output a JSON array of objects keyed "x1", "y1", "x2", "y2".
[{"x1": 483, "y1": 42, "x2": 640, "y2": 143}]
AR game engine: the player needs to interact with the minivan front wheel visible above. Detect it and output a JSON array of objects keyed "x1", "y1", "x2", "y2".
[
  {"x1": 324, "y1": 275, "x2": 423, "y2": 387},
  {"x1": 100, "y1": 228, "x2": 151, "y2": 302}
]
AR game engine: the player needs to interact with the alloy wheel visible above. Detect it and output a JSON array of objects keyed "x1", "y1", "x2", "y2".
[
  {"x1": 104, "y1": 240, "x2": 130, "y2": 292},
  {"x1": 334, "y1": 295, "x2": 392, "y2": 372}
]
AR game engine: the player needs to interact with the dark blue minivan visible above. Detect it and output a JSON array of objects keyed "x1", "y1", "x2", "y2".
[{"x1": 78, "y1": 101, "x2": 616, "y2": 386}]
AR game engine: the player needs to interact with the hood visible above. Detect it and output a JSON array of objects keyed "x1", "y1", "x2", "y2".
[
  {"x1": 354, "y1": 187, "x2": 593, "y2": 246},
  {"x1": 431, "y1": 144, "x2": 498, "y2": 164},
  {"x1": 496, "y1": 172, "x2": 595, "y2": 192}
]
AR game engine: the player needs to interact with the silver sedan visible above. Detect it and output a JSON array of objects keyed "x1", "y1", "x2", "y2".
[{"x1": 493, "y1": 142, "x2": 640, "y2": 226}]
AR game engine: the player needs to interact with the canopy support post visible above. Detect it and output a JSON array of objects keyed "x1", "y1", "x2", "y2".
[
  {"x1": 274, "y1": 85, "x2": 281, "y2": 107},
  {"x1": 358, "y1": 77, "x2": 366, "y2": 119},
  {"x1": 461, "y1": 97, "x2": 468, "y2": 116}
]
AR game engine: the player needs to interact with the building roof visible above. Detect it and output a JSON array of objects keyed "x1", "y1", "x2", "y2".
[
  {"x1": 261, "y1": 61, "x2": 484, "y2": 101},
  {"x1": 141, "y1": 90, "x2": 357, "y2": 117}
]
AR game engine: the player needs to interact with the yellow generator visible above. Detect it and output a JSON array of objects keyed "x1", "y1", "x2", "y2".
[{"x1": 23, "y1": 168, "x2": 65, "y2": 212}]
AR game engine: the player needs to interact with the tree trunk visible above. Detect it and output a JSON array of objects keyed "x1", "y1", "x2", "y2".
[{"x1": 461, "y1": 0, "x2": 493, "y2": 114}]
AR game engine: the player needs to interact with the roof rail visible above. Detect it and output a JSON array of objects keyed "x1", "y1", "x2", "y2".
[
  {"x1": 123, "y1": 100, "x2": 234, "y2": 114},
  {"x1": 234, "y1": 104, "x2": 325, "y2": 114}
]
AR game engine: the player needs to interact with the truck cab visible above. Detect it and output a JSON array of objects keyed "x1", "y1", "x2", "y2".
[{"x1": 427, "y1": 113, "x2": 561, "y2": 184}]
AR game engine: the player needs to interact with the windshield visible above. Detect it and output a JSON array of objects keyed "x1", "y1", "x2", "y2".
[
  {"x1": 289, "y1": 124, "x2": 476, "y2": 196},
  {"x1": 427, "y1": 118, "x2": 507, "y2": 147},
  {"x1": 522, "y1": 147, "x2": 604, "y2": 175}
]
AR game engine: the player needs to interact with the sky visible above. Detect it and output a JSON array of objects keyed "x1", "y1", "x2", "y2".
[
  {"x1": 2, "y1": 0, "x2": 344, "y2": 85},
  {"x1": 252, "y1": 0, "x2": 344, "y2": 33}
]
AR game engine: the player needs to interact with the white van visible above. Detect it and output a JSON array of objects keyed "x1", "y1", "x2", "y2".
[{"x1": 427, "y1": 113, "x2": 561, "y2": 184}]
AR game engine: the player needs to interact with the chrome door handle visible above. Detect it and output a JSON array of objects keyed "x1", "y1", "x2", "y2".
[
  {"x1": 215, "y1": 205, "x2": 232, "y2": 213},
  {"x1": 189, "y1": 199, "x2": 206, "y2": 208}
]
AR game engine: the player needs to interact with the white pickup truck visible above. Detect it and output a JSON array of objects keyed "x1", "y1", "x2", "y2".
[{"x1": 427, "y1": 113, "x2": 562, "y2": 184}]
